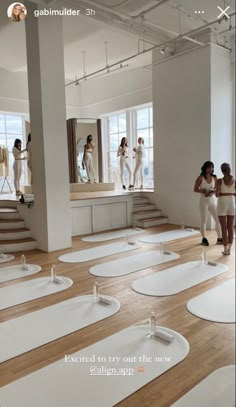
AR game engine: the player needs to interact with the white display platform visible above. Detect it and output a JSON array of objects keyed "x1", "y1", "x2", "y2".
[
  {"x1": 59, "y1": 242, "x2": 138, "y2": 263},
  {"x1": 70, "y1": 182, "x2": 115, "y2": 193},
  {"x1": 82, "y1": 227, "x2": 145, "y2": 242},
  {"x1": 139, "y1": 229, "x2": 200, "y2": 244},
  {"x1": 131, "y1": 261, "x2": 228, "y2": 296},
  {"x1": 0, "y1": 294, "x2": 120, "y2": 363},
  {"x1": 0, "y1": 254, "x2": 15, "y2": 264},
  {"x1": 186, "y1": 279, "x2": 235, "y2": 323},
  {"x1": 0, "y1": 325, "x2": 189, "y2": 407},
  {"x1": 0, "y1": 264, "x2": 41, "y2": 283},
  {"x1": 172, "y1": 366, "x2": 235, "y2": 407},
  {"x1": 90, "y1": 250, "x2": 179, "y2": 277},
  {"x1": 0, "y1": 277, "x2": 73, "y2": 310}
]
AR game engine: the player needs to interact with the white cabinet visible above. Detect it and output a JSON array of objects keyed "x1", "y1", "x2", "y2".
[
  {"x1": 93, "y1": 202, "x2": 127, "y2": 232},
  {"x1": 70, "y1": 196, "x2": 132, "y2": 236},
  {"x1": 71, "y1": 206, "x2": 92, "y2": 236}
]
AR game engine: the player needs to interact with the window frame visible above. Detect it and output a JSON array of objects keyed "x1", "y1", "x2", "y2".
[
  {"x1": 0, "y1": 112, "x2": 27, "y2": 190},
  {"x1": 101, "y1": 103, "x2": 153, "y2": 188}
]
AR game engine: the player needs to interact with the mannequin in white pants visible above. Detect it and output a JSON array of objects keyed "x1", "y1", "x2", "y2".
[
  {"x1": 194, "y1": 161, "x2": 222, "y2": 246},
  {"x1": 12, "y1": 139, "x2": 27, "y2": 195},
  {"x1": 117, "y1": 137, "x2": 132, "y2": 190},
  {"x1": 131, "y1": 137, "x2": 145, "y2": 190},
  {"x1": 83, "y1": 135, "x2": 96, "y2": 183}
]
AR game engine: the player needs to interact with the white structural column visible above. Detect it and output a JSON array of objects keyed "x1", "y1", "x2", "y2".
[
  {"x1": 25, "y1": 4, "x2": 71, "y2": 251},
  {"x1": 152, "y1": 43, "x2": 234, "y2": 228}
]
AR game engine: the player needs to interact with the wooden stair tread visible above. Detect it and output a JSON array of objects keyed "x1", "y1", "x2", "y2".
[
  {"x1": 0, "y1": 219, "x2": 23, "y2": 223},
  {"x1": 0, "y1": 238, "x2": 36, "y2": 244},
  {"x1": 138, "y1": 216, "x2": 167, "y2": 221},
  {"x1": 0, "y1": 208, "x2": 18, "y2": 213},
  {"x1": 132, "y1": 209, "x2": 161, "y2": 215},
  {"x1": 133, "y1": 203, "x2": 153, "y2": 207},
  {"x1": 0, "y1": 228, "x2": 30, "y2": 233}
]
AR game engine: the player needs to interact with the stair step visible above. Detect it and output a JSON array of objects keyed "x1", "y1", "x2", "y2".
[
  {"x1": 133, "y1": 203, "x2": 156, "y2": 212},
  {"x1": 0, "y1": 211, "x2": 21, "y2": 220},
  {"x1": 0, "y1": 219, "x2": 25, "y2": 230},
  {"x1": 0, "y1": 201, "x2": 18, "y2": 209},
  {"x1": 133, "y1": 197, "x2": 149, "y2": 205},
  {"x1": 0, "y1": 207, "x2": 18, "y2": 213},
  {"x1": 133, "y1": 210, "x2": 162, "y2": 220},
  {"x1": 0, "y1": 228, "x2": 31, "y2": 240},
  {"x1": 136, "y1": 216, "x2": 168, "y2": 228},
  {"x1": 0, "y1": 238, "x2": 37, "y2": 253}
]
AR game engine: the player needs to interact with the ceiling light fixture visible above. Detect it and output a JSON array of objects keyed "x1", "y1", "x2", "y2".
[{"x1": 160, "y1": 45, "x2": 176, "y2": 56}]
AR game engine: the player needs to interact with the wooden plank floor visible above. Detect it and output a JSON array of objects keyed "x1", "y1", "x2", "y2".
[{"x1": 0, "y1": 224, "x2": 235, "y2": 406}]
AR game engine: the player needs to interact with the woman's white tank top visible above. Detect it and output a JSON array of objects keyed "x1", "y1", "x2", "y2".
[
  {"x1": 220, "y1": 178, "x2": 235, "y2": 193},
  {"x1": 200, "y1": 176, "x2": 215, "y2": 191}
]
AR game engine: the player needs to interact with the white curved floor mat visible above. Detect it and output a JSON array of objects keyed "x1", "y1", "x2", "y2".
[
  {"x1": 186, "y1": 279, "x2": 235, "y2": 323},
  {"x1": 0, "y1": 325, "x2": 189, "y2": 407},
  {"x1": 139, "y1": 229, "x2": 200, "y2": 244},
  {"x1": 0, "y1": 295, "x2": 120, "y2": 363},
  {"x1": 0, "y1": 264, "x2": 41, "y2": 283},
  {"x1": 172, "y1": 365, "x2": 235, "y2": 406},
  {"x1": 0, "y1": 277, "x2": 73, "y2": 310},
  {"x1": 0, "y1": 254, "x2": 15, "y2": 264},
  {"x1": 131, "y1": 261, "x2": 228, "y2": 296},
  {"x1": 59, "y1": 242, "x2": 139, "y2": 263},
  {"x1": 90, "y1": 250, "x2": 179, "y2": 277},
  {"x1": 82, "y1": 228, "x2": 145, "y2": 242}
]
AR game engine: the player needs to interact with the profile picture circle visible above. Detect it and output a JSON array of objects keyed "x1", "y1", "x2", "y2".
[{"x1": 7, "y1": 3, "x2": 27, "y2": 22}]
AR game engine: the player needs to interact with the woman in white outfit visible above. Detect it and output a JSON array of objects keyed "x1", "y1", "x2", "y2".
[
  {"x1": 117, "y1": 137, "x2": 132, "y2": 190},
  {"x1": 194, "y1": 161, "x2": 222, "y2": 246},
  {"x1": 12, "y1": 138, "x2": 26, "y2": 195},
  {"x1": 216, "y1": 163, "x2": 236, "y2": 255},
  {"x1": 26, "y1": 133, "x2": 32, "y2": 185},
  {"x1": 132, "y1": 137, "x2": 145, "y2": 190},
  {"x1": 82, "y1": 134, "x2": 96, "y2": 183}
]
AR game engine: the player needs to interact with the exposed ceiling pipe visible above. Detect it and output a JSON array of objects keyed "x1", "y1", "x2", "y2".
[
  {"x1": 75, "y1": 0, "x2": 132, "y2": 20},
  {"x1": 66, "y1": 11, "x2": 235, "y2": 87},
  {"x1": 70, "y1": 0, "x2": 169, "y2": 41},
  {"x1": 132, "y1": 0, "x2": 170, "y2": 19},
  {"x1": 145, "y1": 39, "x2": 233, "y2": 71},
  {"x1": 220, "y1": 26, "x2": 236, "y2": 34},
  {"x1": 144, "y1": 43, "x2": 209, "y2": 70},
  {"x1": 110, "y1": 0, "x2": 131, "y2": 8},
  {"x1": 141, "y1": 18, "x2": 205, "y2": 46}
]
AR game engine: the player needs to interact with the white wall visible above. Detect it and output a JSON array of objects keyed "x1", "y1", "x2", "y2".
[
  {"x1": 76, "y1": 66, "x2": 152, "y2": 117},
  {"x1": 0, "y1": 69, "x2": 29, "y2": 114},
  {"x1": 153, "y1": 46, "x2": 212, "y2": 228},
  {"x1": 0, "y1": 68, "x2": 80, "y2": 118},
  {"x1": 211, "y1": 46, "x2": 234, "y2": 175},
  {"x1": 153, "y1": 43, "x2": 235, "y2": 228},
  {"x1": 0, "y1": 65, "x2": 151, "y2": 119}
]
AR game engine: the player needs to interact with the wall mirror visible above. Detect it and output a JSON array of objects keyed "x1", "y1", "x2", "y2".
[{"x1": 76, "y1": 119, "x2": 101, "y2": 183}]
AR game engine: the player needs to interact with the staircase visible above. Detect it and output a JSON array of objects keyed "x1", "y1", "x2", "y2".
[
  {"x1": 132, "y1": 195, "x2": 168, "y2": 228},
  {"x1": 0, "y1": 203, "x2": 36, "y2": 253}
]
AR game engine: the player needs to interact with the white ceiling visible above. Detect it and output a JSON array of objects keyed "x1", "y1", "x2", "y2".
[{"x1": 0, "y1": 0, "x2": 235, "y2": 79}]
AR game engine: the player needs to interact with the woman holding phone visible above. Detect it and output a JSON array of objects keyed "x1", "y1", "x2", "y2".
[{"x1": 194, "y1": 161, "x2": 222, "y2": 246}]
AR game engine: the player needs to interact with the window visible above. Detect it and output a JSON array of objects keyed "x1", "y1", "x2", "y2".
[
  {"x1": 0, "y1": 113, "x2": 27, "y2": 191},
  {"x1": 104, "y1": 112, "x2": 127, "y2": 185},
  {"x1": 135, "y1": 106, "x2": 153, "y2": 188},
  {"x1": 102, "y1": 104, "x2": 154, "y2": 189}
]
